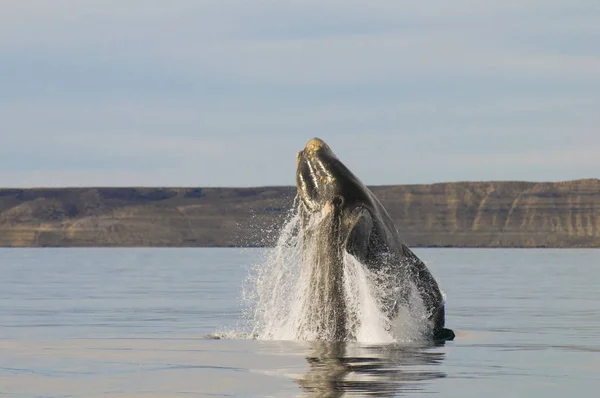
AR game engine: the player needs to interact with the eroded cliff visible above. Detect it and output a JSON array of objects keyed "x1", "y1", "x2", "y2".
[{"x1": 0, "y1": 179, "x2": 598, "y2": 247}]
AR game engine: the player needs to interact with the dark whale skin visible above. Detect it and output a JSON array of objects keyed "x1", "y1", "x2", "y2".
[{"x1": 296, "y1": 137, "x2": 454, "y2": 341}]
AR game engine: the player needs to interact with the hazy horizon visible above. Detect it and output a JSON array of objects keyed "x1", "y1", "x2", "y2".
[{"x1": 1, "y1": 177, "x2": 598, "y2": 190}]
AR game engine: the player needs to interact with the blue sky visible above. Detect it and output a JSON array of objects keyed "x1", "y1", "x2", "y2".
[{"x1": 1, "y1": 1, "x2": 598, "y2": 187}]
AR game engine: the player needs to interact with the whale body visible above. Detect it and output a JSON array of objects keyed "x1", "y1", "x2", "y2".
[{"x1": 295, "y1": 137, "x2": 454, "y2": 341}]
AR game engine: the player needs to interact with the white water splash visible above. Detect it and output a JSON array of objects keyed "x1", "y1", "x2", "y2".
[
  {"x1": 243, "y1": 207, "x2": 430, "y2": 343},
  {"x1": 341, "y1": 253, "x2": 394, "y2": 343}
]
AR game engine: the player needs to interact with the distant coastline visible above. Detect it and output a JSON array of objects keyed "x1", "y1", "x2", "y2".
[{"x1": 1, "y1": 179, "x2": 599, "y2": 248}]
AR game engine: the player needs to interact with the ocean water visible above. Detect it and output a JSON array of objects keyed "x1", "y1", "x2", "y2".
[{"x1": 1, "y1": 248, "x2": 599, "y2": 397}]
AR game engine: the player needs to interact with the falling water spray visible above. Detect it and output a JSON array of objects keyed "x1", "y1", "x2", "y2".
[{"x1": 243, "y1": 205, "x2": 431, "y2": 343}]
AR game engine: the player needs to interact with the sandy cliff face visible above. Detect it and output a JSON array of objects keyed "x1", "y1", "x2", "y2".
[
  {"x1": 372, "y1": 179, "x2": 600, "y2": 247},
  {"x1": 0, "y1": 180, "x2": 598, "y2": 247}
]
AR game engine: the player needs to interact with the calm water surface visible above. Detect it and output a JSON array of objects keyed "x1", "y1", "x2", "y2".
[{"x1": 1, "y1": 248, "x2": 599, "y2": 397}]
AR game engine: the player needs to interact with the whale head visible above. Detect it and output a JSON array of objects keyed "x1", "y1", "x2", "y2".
[
  {"x1": 295, "y1": 137, "x2": 368, "y2": 214},
  {"x1": 295, "y1": 137, "x2": 379, "y2": 268}
]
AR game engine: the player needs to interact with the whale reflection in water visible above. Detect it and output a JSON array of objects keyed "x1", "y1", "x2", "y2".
[{"x1": 297, "y1": 341, "x2": 447, "y2": 397}]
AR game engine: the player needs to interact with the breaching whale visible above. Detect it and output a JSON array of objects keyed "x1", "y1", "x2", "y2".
[{"x1": 295, "y1": 137, "x2": 454, "y2": 341}]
